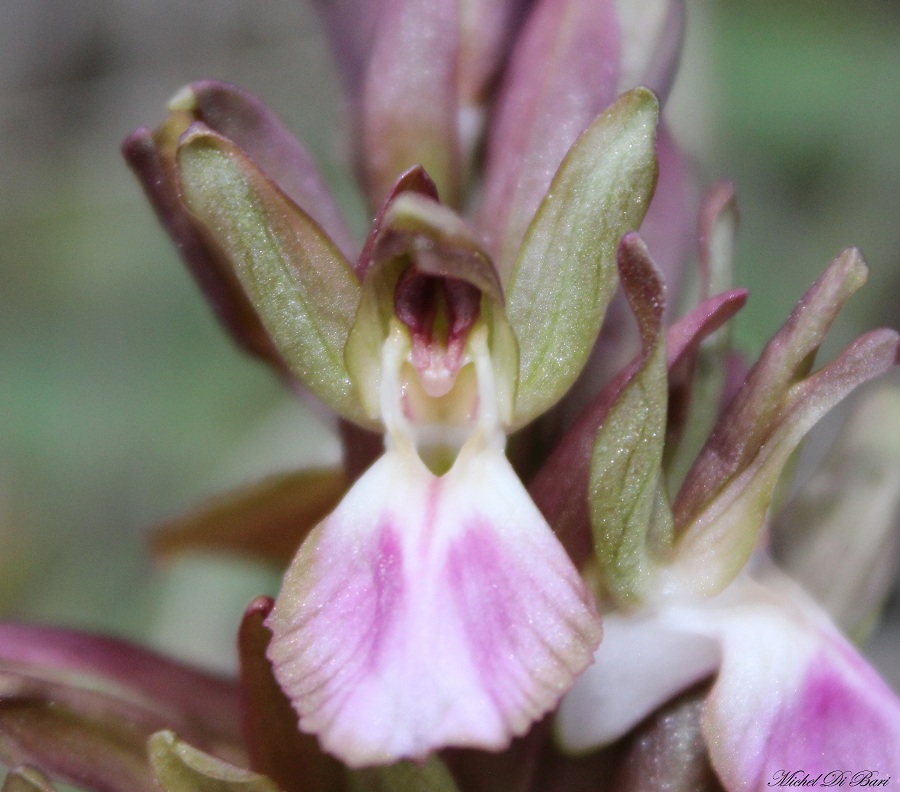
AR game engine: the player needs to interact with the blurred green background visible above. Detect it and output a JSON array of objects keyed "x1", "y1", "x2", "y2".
[{"x1": 0, "y1": 0, "x2": 898, "y2": 682}]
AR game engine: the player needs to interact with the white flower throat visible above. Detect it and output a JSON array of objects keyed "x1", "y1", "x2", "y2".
[{"x1": 381, "y1": 317, "x2": 503, "y2": 476}]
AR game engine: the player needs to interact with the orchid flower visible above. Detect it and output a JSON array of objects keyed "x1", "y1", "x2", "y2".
[
  {"x1": 117, "y1": 0, "x2": 685, "y2": 768},
  {"x1": 123, "y1": 65, "x2": 661, "y2": 766},
  {"x1": 551, "y1": 189, "x2": 900, "y2": 787}
]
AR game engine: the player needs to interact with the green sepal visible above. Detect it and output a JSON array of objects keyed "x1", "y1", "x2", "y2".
[
  {"x1": 176, "y1": 126, "x2": 371, "y2": 426},
  {"x1": 587, "y1": 234, "x2": 671, "y2": 605},
  {"x1": 148, "y1": 731, "x2": 281, "y2": 792},
  {"x1": 506, "y1": 88, "x2": 659, "y2": 427}
]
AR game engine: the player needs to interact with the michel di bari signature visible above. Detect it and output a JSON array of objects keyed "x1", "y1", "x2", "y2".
[{"x1": 769, "y1": 770, "x2": 891, "y2": 787}]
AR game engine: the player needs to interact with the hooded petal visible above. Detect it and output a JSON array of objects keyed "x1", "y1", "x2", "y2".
[
  {"x1": 265, "y1": 440, "x2": 600, "y2": 767},
  {"x1": 345, "y1": 190, "x2": 515, "y2": 425}
]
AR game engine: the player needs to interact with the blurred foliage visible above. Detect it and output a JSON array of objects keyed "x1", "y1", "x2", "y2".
[
  {"x1": 0, "y1": 0, "x2": 897, "y2": 683},
  {"x1": 705, "y1": 0, "x2": 900, "y2": 356},
  {"x1": 0, "y1": 0, "x2": 343, "y2": 662}
]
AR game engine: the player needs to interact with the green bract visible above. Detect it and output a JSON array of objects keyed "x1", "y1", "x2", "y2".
[
  {"x1": 657, "y1": 250, "x2": 899, "y2": 598},
  {"x1": 0, "y1": 767, "x2": 57, "y2": 792},
  {"x1": 666, "y1": 183, "x2": 738, "y2": 487},
  {"x1": 348, "y1": 758, "x2": 460, "y2": 792},
  {"x1": 674, "y1": 249, "x2": 868, "y2": 526},
  {"x1": 506, "y1": 88, "x2": 660, "y2": 427},
  {"x1": 581, "y1": 239, "x2": 900, "y2": 607},
  {"x1": 149, "y1": 732, "x2": 280, "y2": 792},
  {"x1": 661, "y1": 321, "x2": 900, "y2": 598},
  {"x1": 588, "y1": 235, "x2": 671, "y2": 604}
]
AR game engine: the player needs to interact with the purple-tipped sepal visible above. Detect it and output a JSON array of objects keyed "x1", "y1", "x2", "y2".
[{"x1": 122, "y1": 80, "x2": 355, "y2": 370}]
